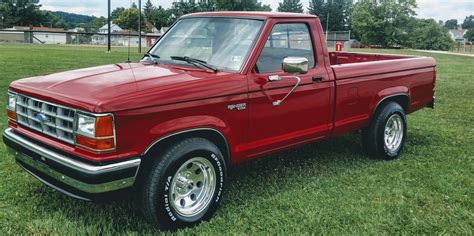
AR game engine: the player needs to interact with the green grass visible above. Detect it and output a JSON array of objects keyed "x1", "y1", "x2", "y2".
[{"x1": 0, "y1": 44, "x2": 473, "y2": 234}]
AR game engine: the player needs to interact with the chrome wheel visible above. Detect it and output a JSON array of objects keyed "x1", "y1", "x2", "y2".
[
  {"x1": 169, "y1": 157, "x2": 216, "y2": 218},
  {"x1": 384, "y1": 114, "x2": 404, "y2": 152}
]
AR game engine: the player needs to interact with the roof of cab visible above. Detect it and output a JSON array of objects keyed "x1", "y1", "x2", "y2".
[{"x1": 182, "y1": 11, "x2": 318, "y2": 19}]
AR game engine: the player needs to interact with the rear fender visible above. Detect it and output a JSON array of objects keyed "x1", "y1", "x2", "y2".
[{"x1": 370, "y1": 86, "x2": 410, "y2": 116}]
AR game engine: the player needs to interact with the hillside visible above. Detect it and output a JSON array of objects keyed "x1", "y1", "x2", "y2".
[{"x1": 49, "y1": 11, "x2": 94, "y2": 27}]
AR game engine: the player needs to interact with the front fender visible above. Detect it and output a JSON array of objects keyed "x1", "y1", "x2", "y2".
[
  {"x1": 142, "y1": 115, "x2": 231, "y2": 155},
  {"x1": 148, "y1": 115, "x2": 229, "y2": 139}
]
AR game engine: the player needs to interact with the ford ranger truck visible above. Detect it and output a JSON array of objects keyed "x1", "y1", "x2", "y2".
[{"x1": 3, "y1": 12, "x2": 436, "y2": 229}]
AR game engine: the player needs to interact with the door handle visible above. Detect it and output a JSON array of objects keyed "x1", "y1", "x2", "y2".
[
  {"x1": 312, "y1": 76, "x2": 324, "y2": 82},
  {"x1": 266, "y1": 75, "x2": 302, "y2": 106}
]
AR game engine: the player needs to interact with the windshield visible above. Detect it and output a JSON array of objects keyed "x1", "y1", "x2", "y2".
[{"x1": 148, "y1": 17, "x2": 264, "y2": 72}]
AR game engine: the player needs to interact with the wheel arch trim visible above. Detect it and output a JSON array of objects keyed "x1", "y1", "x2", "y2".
[
  {"x1": 371, "y1": 92, "x2": 410, "y2": 117},
  {"x1": 141, "y1": 127, "x2": 231, "y2": 164}
]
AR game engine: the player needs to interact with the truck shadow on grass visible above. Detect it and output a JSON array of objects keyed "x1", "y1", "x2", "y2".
[{"x1": 25, "y1": 130, "x2": 438, "y2": 232}]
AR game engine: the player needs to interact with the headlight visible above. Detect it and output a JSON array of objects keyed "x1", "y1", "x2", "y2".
[
  {"x1": 75, "y1": 113, "x2": 116, "y2": 152},
  {"x1": 76, "y1": 113, "x2": 96, "y2": 137},
  {"x1": 6, "y1": 92, "x2": 17, "y2": 120},
  {"x1": 7, "y1": 92, "x2": 16, "y2": 111}
]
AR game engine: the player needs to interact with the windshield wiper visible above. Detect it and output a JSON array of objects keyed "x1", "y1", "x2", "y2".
[
  {"x1": 170, "y1": 56, "x2": 218, "y2": 73},
  {"x1": 142, "y1": 53, "x2": 160, "y2": 63}
]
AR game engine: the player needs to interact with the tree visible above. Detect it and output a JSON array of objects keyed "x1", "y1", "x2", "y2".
[
  {"x1": 461, "y1": 15, "x2": 474, "y2": 29},
  {"x1": 351, "y1": 0, "x2": 417, "y2": 47},
  {"x1": 444, "y1": 19, "x2": 458, "y2": 29},
  {"x1": 198, "y1": 0, "x2": 217, "y2": 12},
  {"x1": 465, "y1": 28, "x2": 474, "y2": 42},
  {"x1": 147, "y1": 6, "x2": 172, "y2": 29},
  {"x1": 308, "y1": 0, "x2": 353, "y2": 31},
  {"x1": 111, "y1": 7, "x2": 126, "y2": 20},
  {"x1": 43, "y1": 11, "x2": 67, "y2": 28},
  {"x1": 408, "y1": 19, "x2": 453, "y2": 51},
  {"x1": 278, "y1": 0, "x2": 303, "y2": 13},
  {"x1": 90, "y1": 16, "x2": 107, "y2": 31},
  {"x1": 113, "y1": 5, "x2": 145, "y2": 31},
  {"x1": 48, "y1": 11, "x2": 95, "y2": 29},
  {"x1": 215, "y1": 0, "x2": 271, "y2": 11},
  {"x1": 0, "y1": 0, "x2": 47, "y2": 28},
  {"x1": 143, "y1": 0, "x2": 154, "y2": 21},
  {"x1": 169, "y1": 1, "x2": 199, "y2": 22}
]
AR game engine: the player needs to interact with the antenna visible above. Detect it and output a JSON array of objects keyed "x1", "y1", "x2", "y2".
[
  {"x1": 126, "y1": 29, "x2": 131, "y2": 63},
  {"x1": 126, "y1": 0, "x2": 132, "y2": 63}
]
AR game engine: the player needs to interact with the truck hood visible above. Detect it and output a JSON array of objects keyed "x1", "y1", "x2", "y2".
[{"x1": 10, "y1": 63, "x2": 239, "y2": 112}]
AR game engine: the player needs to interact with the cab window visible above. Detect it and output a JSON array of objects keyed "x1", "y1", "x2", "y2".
[{"x1": 256, "y1": 23, "x2": 315, "y2": 73}]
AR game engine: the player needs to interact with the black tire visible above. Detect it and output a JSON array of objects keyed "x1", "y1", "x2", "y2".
[
  {"x1": 362, "y1": 101, "x2": 407, "y2": 160},
  {"x1": 139, "y1": 137, "x2": 226, "y2": 230}
]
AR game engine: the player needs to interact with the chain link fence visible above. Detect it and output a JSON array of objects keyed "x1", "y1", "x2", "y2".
[
  {"x1": 1, "y1": 29, "x2": 359, "y2": 54},
  {"x1": 0, "y1": 29, "x2": 160, "y2": 49},
  {"x1": 326, "y1": 31, "x2": 351, "y2": 51}
]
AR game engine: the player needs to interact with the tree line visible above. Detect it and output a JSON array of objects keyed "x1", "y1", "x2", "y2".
[{"x1": 1, "y1": 0, "x2": 473, "y2": 51}]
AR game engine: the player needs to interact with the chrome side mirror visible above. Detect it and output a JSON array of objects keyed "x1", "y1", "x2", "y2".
[{"x1": 282, "y1": 57, "x2": 309, "y2": 74}]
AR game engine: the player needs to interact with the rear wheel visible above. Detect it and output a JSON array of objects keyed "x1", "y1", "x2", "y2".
[
  {"x1": 362, "y1": 102, "x2": 407, "y2": 160},
  {"x1": 140, "y1": 137, "x2": 226, "y2": 230}
]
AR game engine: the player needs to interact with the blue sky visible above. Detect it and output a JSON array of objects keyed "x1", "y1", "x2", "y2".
[{"x1": 39, "y1": 0, "x2": 474, "y2": 23}]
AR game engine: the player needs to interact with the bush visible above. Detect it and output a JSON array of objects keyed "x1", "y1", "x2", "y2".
[
  {"x1": 408, "y1": 19, "x2": 454, "y2": 51},
  {"x1": 464, "y1": 28, "x2": 474, "y2": 42}
]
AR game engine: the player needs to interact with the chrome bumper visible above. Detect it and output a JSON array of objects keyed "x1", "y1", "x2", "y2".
[{"x1": 3, "y1": 128, "x2": 141, "y2": 200}]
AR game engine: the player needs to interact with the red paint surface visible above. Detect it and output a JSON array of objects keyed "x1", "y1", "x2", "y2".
[{"x1": 8, "y1": 13, "x2": 436, "y2": 164}]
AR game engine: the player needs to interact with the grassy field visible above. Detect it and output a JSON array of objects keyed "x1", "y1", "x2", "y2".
[{"x1": 0, "y1": 44, "x2": 472, "y2": 234}]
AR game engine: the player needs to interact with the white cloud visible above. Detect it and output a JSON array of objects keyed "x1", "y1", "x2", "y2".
[
  {"x1": 415, "y1": 0, "x2": 474, "y2": 23},
  {"x1": 39, "y1": 0, "x2": 474, "y2": 24}
]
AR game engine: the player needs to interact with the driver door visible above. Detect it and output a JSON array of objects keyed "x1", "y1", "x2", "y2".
[{"x1": 246, "y1": 21, "x2": 333, "y2": 157}]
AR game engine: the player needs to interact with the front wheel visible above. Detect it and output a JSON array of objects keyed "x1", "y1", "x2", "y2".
[
  {"x1": 362, "y1": 102, "x2": 407, "y2": 160},
  {"x1": 140, "y1": 137, "x2": 226, "y2": 230}
]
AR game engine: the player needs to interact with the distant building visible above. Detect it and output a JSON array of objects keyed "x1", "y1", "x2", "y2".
[
  {"x1": 146, "y1": 22, "x2": 159, "y2": 34},
  {"x1": 68, "y1": 27, "x2": 85, "y2": 33},
  {"x1": 93, "y1": 23, "x2": 161, "y2": 47},
  {"x1": 1, "y1": 26, "x2": 68, "y2": 44},
  {"x1": 449, "y1": 29, "x2": 467, "y2": 43},
  {"x1": 0, "y1": 26, "x2": 68, "y2": 44},
  {"x1": 98, "y1": 24, "x2": 123, "y2": 34},
  {"x1": 92, "y1": 24, "x2": 125, "y2": 45}
]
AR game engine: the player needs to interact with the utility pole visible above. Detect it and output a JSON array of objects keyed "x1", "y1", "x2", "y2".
[
  {"x1": 138, "y1": 0, "x2": 142, "y2": 54},
  {"x1": 107, "y1": 0, "x2": 111, "y2": 52},
  {"x1": 325, "y1": 0, "x2": 331, "y2": 41}
]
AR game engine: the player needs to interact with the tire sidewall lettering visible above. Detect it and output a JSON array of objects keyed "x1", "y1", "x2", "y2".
[
  {"x1": 162, "y1": 151, "x2": 225, "y2": 223},
  {"x1": 164, "y1": 175, "x2": 177, "y2": 222},
  {"x1": 211, "y1": 153, "x2": 224, "y2": 203}
]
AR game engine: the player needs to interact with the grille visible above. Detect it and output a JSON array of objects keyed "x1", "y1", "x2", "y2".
[{"x1": 15, "y1": 94, "x2": 76, "y2": 144}]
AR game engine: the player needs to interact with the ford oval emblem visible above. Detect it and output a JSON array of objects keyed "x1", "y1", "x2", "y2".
[{"x1": 35, "y1": 113, "x2": 48, "y2": 123}]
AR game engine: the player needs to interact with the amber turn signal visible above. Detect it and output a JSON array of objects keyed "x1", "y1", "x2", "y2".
[
  {"x1": 7, "y1": 110, "x2": 16, "y2": 120},
  {"x1": 95, "y1": 115, "x2": 114, "y2": 137},
  {"x1": 76, "y1": 134, "x2": 115, "y2": 151}
]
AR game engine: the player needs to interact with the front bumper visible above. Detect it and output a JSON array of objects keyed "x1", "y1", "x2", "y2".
[{"x1": 3, "y1": 128, "x2": 141, "y2": 200}]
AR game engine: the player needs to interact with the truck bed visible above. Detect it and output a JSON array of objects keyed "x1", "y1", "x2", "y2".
[
  {"x1": 329, "y1": 52, "x2": 409, "y2": 65},
  {"x1": 328, "y1": 52, "x2": 436, "y2": 136},
  {"x1": 329, "y1": 52, "x2": 436, "y2": 80}
]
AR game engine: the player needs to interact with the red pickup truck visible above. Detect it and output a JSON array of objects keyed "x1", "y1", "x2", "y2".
[{"x1": 4, "y1": 12, "x2": 436, "y2": 229}]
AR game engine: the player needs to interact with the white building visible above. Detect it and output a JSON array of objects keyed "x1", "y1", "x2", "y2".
[
  {"x1": 3, "y1": 26, "x2": 67, "y2": 44},
  {"x1": 449, "y1": 29, "x2": 467, "y2": 43},
  {"x1": 92, "y1": 24, "x2": 125, "y2": 45},
  {"x1": 98, "y1": 24, "x2": 123, "y2": 33}
]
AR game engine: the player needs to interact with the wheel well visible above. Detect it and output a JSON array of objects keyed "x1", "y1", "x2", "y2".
[
  {"x1": 373, "y1": 94, "x2": 409, "y2": 116},
  {"x1": 142, "y1": 129, "x2": 230, "y2": 166}
]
